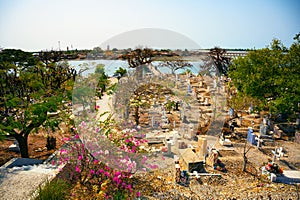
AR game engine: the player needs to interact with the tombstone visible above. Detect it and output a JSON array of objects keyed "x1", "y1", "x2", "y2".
[
  {"x1": 213, "y1": 78, "x2": 217, "y2": 88},
  {"x1": 187, "y1": 84, "x2": 192, "y2": 93},
  {"x1": 199, "y1": 81, "x2": 203, "y2": 87},
  {"x1": 151, "y1": 116, "x2": 154, "y2": 128},
  {"x1": 249, "y1": 104, "x2": 254, "y2": 113},
  {"x1": 203, "y1": 98, "x2": 208, "y2": 105},
  {"x1": 206, "y1": 149, "x2": 219, "y2": 167},
  {"x1": 197, "y1": 136, "x2": 207, "y2": 157},
  {"x1": 167, "y1": 141, "x2": 172, "y2": 155},
  {"x1": 263, "y1": 117, "x2": 267, "y2": 125},
  {"x1": 9, "y1": 140, "x2": 20, "y2": 152},
  {"x1": 272, "y1": 147, "x2": 284, "y2": 162},
  {"x1": 255, "y1": 135, "x2": 263, "y2": 148},
  {"x1": 229, "y1": 108, "x2": 234, "y2": 118},
  {"x1": 260, "y1": 123, "x2": 268, "y2": 136},
  {"x1": 247, "y1": 127, "x2": 257, "y2": 145}
]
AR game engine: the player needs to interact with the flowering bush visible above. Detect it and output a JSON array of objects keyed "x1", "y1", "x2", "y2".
[
  {"x1": 54, "y1": 111, "x2": 154, "y2": 199},
  {"x1": 55, "y1": 133, "x2": 138, "y2": 199}
]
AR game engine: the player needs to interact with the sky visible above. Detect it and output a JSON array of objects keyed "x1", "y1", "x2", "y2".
[{"x1": 0, "y1": 0, "x2": 299, "y2": 51}]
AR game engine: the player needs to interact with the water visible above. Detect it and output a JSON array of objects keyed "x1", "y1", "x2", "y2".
[{"x1": 68, "y1": 59, "x2": 205, "y2": 77}]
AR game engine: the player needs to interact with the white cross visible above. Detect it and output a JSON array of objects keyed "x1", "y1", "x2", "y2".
[{"x1": 255, "y1": 135, "x2": 264, "y2": 148}]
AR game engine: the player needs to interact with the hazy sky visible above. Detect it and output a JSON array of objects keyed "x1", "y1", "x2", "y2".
[{"x1": 0, "y1": 0, "x2": 299, "y2": 51}]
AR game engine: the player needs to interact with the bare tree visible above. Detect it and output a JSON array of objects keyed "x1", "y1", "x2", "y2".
[
  {"x1": 119, "y1": 48, "x2": 178, "y2": 68},
  {"x1": 242, "y1": 140, "x2": 253, "y2": 172},
  {"x1": 209, "y1": 47, "x2": 231, "y2": 76},
  {"x1": 159, "y1": 59, "x2": 192, "y2": 75}
]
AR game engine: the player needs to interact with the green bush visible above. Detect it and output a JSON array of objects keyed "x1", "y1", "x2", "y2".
[{"x1": 36, "y1": 179, "x2": 71, "y2": 200}]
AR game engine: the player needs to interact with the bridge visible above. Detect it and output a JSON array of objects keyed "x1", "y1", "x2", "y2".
[{"x1": 224, "y1": 51, "x2": 248, "y2": 58}]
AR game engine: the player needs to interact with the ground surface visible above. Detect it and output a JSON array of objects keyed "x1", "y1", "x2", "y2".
[
  {"x1": 0, "y1": 131, "x2": 68, "y2": 166},
  {"x1": 130, "y1": 140, "x2": 300, "y2": 200}
]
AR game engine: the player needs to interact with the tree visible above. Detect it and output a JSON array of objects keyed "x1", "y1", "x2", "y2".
[
  {"x1": 165, "y1": 100, "x2": 175, "y2": 114},
  {"x1": 94, "y1": 64, "x2": 109, "y2": 99},
  {"x1": 114, "y1": 67, "x2": 127, "y2": 79},
  {"x1": 119, "y1": 48, "x2": 178, "y2": 68},
  {"x1": 159, "y1": 59, "x2": 192, "y2": 75},
  {"x1": 0, "y1": 49, "x2": 76, "y2": 157},
  {"x1": 229, "y1": 36, "x2": 300, "y2": 114},
  {"x1": 209, "y1": 47, "x2": 231, "y2": 76},
  {"x1": 242, "y1": 140, "x2": 253, "y2": 172}
]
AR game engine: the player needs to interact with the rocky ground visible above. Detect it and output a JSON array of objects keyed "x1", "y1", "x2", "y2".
[{"x1": 131, "y1": 139, "x2": 300, "y2": 200}]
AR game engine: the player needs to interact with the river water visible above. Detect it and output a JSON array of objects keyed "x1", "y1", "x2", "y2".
[{"x1": 68, "y1": 59, "x2": 205, "y2": 77}]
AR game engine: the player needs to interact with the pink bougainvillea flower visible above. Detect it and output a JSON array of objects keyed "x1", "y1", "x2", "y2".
[
  {"x1": 74, "y1": 134, "x2": 80, "y2": 139},
  {"x1": 62, "y1": 137, "x2": 70, "y2": 142},
  {"x1": 93, "y1": 159, "x2": 99, "y2": 164},
  {"x1": 59, "y1": 149, "x2": 67, "y2": 154},
  {"x1": 104, "y1": 171, "x2": 110, "y2": 177},
  {"x1": 75, "y1": 165, "x2": 81, "y2": 173},
  {"x1": 136, "y1": 191, "x2": 141, "y2": 197}
]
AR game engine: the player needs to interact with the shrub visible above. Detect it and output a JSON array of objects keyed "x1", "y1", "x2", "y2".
[{"x1": 36, "y1": 179, "x2": 71, "y2": 200}]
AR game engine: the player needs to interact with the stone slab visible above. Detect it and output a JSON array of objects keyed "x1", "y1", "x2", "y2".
[{"x1": 275, "y1": 170, "x2": 300, "y2": 184}]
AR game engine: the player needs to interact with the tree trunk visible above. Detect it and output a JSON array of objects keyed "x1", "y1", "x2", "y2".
[
  {"x1": 134, "y1": 106, "x2": 140, "y2": 125},
  {"x1": 14, "y1": 134, "x2": 29, "y2": 158},
  {"x1": 243, "y1": 155, "x2": 247, "y2": 172}
]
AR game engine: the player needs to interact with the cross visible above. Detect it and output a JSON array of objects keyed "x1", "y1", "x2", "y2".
[{"x1": 255, "y1": 135, "x2": 263, "y2": 148}]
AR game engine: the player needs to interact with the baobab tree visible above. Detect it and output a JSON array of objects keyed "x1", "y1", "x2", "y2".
[
  {"x1": 209, "y1": 47, "x2": 231, "y2": 76},
  {"x1": 159, "y1": 59, "x2": 192, "y2": 75}
]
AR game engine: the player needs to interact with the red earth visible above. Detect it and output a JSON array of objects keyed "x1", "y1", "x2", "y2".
[{"x1": 0, "y1": 131, "x2": 70, "y2": 166}]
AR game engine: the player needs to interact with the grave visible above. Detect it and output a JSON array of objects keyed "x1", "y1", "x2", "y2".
[
  {"x1": 179, "y1": 148, "x2": 204, "y2": 173},
  {"x1": 196, "y1": 136, "x2": 207, "y2": 157},
  {"x1": 275, "y1": 170, "x2": 300, "y2": 184},
  {"x1": 8, "y1": 140, "x2": 20, "y2": 152},
  {"x1": 206, "y1": 149, "x2": 219, "y2": 167},
  {"x1": 247, "y1": 127, "x2": 257, "y2": 145}
]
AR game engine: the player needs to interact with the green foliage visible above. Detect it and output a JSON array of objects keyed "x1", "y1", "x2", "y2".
[
  {"x1": 94, "y1": 64, "x2": 105, "y2": 74},
  {"x1": 229, "y1": 35, "x2": 300, "y2": 114},
  {"x1": 165, "y1": 100, "x2": 175, "y2": 113},
  {"x1": 181, "y1": 69, "x2": 192, "y2": 75},
  {"x1": 0, "y1": 49, "x2": 76, "y2": 157},
  {"x1": 114, "y1": 67, "x2": 127, "y2": 78},
  {"x1": 36, "y1": 179, "x2": 71, "y2": 200}
]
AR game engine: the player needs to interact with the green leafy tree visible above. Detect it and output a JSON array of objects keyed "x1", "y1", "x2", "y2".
[
  {"x1": 94, "y1": 64, "x2": 109, "y2": 99},
  {"x1": 0, "y1": 49, "x2": 76, "y2": 157},
  {"x1": 229, "y1": 35, "x2": 300, "y2": 114}
]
